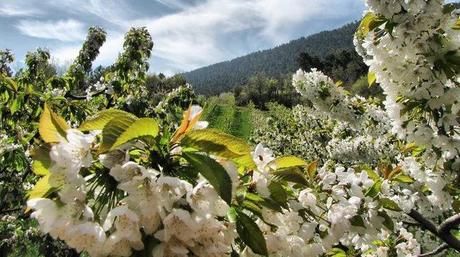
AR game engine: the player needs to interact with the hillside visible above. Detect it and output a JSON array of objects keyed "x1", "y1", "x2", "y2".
[{"x1": 183, "y1": 22, "x2": 359, "y2": 95}]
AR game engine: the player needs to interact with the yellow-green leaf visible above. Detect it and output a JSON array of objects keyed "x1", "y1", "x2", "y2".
[
  {"x1": 79, "y1": 109, "x2": 136, "y2": 131},
  {"x1": 39, "y1": 103, "x2": 69, "y2": 143},
  {"x1": 365, "y1": 180, "x2": 382, "y2": 198},
  {"x1": 268, "y1": 156, "x2": 308, "y2": 170},
  {"x1": 233, "y1": 154, "x2": 257, "y2": 170},
  {"x1": 9, "y1": 97, "x2": 21, "y2": 114},
  {"x1": 31, "y1": 145, "x2": 52, "y2": 176},
  {"x1": 453, "y1": 18, "x2": 460, "y2": 30},
  {"x1": 380, "y1": 198, "x2": 402, "y2": 211},
  {"x1": 355, "y1": 12, "x2": 386, "y2": 40},
  {"x1": 111, "y1": 118, "x2": 159, "y2": 150},
  {"x1": 272, "y1": 168, "x2": 309, "y2": 186},
  {"x1": 1, "y1": 75, "x2": 18, "y2": 92},
  {"x1": 393, "y1": 174, "x2": 414, "y2": 184},
  {"x1": 368, "y1": 71, "x2": 377, "y2": 87},
  {"x1": 27, "y1": 174, "x2": 54, "y2": 199},
  {"x1": 181, "y1": 129, "x2": 251, "y2": 159},
  {"x1": 99, "y1": 114, "x2": 138, "y2": 153},
  {"x1": 326, "y1": 248, "x2": 347, "y2": 257}
]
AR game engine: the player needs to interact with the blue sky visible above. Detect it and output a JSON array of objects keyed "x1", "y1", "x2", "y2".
[{"x1": 0, "y1": 0, "x2": 366, "y2": 75}]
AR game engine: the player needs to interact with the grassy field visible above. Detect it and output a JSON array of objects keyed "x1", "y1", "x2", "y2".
[{"x1": 201, "y1": 102, "x2": 252, "y2": 141}]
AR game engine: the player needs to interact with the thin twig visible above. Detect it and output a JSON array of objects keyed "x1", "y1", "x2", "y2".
[{"x1": 0, "y1": 207, "x2": 22, "y2": 214}]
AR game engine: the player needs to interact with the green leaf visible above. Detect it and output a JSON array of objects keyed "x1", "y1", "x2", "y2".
[
  {"x1": 268, "y1": 181, "x2": 288, "y2": 208},
  {"x1": 326, "y1": 248, "x2": 347, "y2": 257},
  {"x1": 355, "y1": 12, "x2": 386, "y2": 40},
  {"x1": 244, "y1": 192, "x2": 264, "y2": 202},
  {"x1": 227, "y1": 207, "x2": 238, "y2": 223},
  {"x1": 368, "y1": 71, "x2": 377, "y2": 87},
  {"x1": 365, "y1": 180, "x2": 382, "y2": 198},
  {"x1": 9, "y1": 97, "x2": 21, "y2": 114},
  {"x1": 365, "y1": 168, "x2": 380, "y2": 182},
  {"x1": 245, "y1": 193, "x2": 283, "y2": 212},
  {"x1": 79, "y1": 109, "x2": 136, "y2": 131},
  {"x1": 183, "y1": 152, "x2": 233, "y2": 204},
  {"x1": 380, "y1": 198, "x2": 402, "y2": 211},
  {"x1": 236, "y1": 210, "x2": 268, "y2": 256},
  {"x1": 378, "y1": 211, "x2": 394, "y2": 231},
  {"x1": 259, "y1": 197, "x2": 283, "y2": 213},
  {"x1": 393, "y1": 174, "x2": 414, "y2": 184},
  {"x1": 453, "y1": 230, "x2": 460, "y2": 241},
  {"x1": 233, "y1": 154, "x2": 257, "y2": 170},
  {"x1": 268, "y1": 156, "x2": 308, "y2": 170},
  {"x1": 453, "y1": 18, "x2": 460, "y2": 30},
  {"x1": 111, "y1": 118, "x2": 159, "y2": 150},
  {"x1": 31, "y1": 145, "x2": 52, "y2": 176},
  {"x1": 181, "y1": 129, "x2": 253, "y2": 164},
  {"x1": 350, "y1": 215, "x2": 366, "y2": 228},
  {"x1": 271, "y1": 168, "x2": 309, "y2": 186},
  {"x1": 2, "y1": 75, "x2": 18, "y2": 91},
  {"x1": 453, "y1": 199, "x2": 460, "y2": 213},
  {"x1": 99, "y1": 114, "x2": 138, "y2": 153},
  {"x1": 242, "y1": 200, "x2": 263, "y2": 217},
  {"x1": 39, "y1": 103, "x2": 69, "y2": 143},
  {"x1": 27, "y1": 174, "x2": 55, "y2": 199}
]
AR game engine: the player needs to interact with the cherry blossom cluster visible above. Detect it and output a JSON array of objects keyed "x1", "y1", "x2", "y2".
[
  {"x1": 27, "y1": 125, "x2": 237, "y2": 257},
  {"x1": 356, "y1": 0, "x2": 460, "y2": 163}
]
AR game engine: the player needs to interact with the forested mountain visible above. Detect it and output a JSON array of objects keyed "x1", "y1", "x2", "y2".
[{"x1": 183, "y1": 22, "x2": 359, "y2": 95}]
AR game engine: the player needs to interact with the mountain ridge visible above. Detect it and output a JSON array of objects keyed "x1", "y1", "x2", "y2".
[{"x1": 182, "y1": 22, "x2": 359, "y2": 95}]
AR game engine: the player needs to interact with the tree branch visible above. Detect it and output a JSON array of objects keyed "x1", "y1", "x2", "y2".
[
  {"x1": 65, "y1": 88, "x2": 106, "y2": 100},
  {"x1": 439, "y1": 214, "x2": 460, "y2": 235},
  {"x1": 408, "y1": 209, "x2": 438, "y2": 235},
  {"x1": 418, "y1": 243, "x2": 449, "y2": 257},
  {"x1": 0, "y1": 207, "x2": 22, "y2": 215},
  {"x1": 408, "y1": 209, "x2": 460, "y2": 253}
]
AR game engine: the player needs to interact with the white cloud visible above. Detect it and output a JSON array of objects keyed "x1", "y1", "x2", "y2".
[
  {"x1": 16, "y1": 19, "x2": 86, "y2": 42},
  {"x1": 52, "y1": 45, "x2": 81, "y2": 66},
  {"x1": 128, "y1": 0, "x2": 363, "y2": 72},
  {"x1": 0, "y1": 3, "x2": 41, "y2": 17},
  {"x1": 94, "y1": 31, "x2": 125, "y2": 65},
  {"x1": 155, "y1": 0, "x2": 198, "y2": 10},
  {"x1": 43, "y1": 0, "x2": 135, "y2": 28},
  {"x1": 1, "y1": 0, "x2": 364, "y2": 73}
]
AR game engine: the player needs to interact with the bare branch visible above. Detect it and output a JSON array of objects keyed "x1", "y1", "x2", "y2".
[
  {"x1": 408, "y1": 209, "x2": 438, "y2": 235},
  {"x1": 439, "y1": 214, "x2": 460, "y2": 235},
  {"x1": 65, "y1": 88, "x2": 106, "y2": 100},
  {"x1": 408, "y1": 209, "x2": 460, "y2": 252},
  {"x1": 0, "y1": 207, "x2": 22, "y2": 214},
  {"x1": 418, "y1": 243, "x2": 449, "y2": 257}
]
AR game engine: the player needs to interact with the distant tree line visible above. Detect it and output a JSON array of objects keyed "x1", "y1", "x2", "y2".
[
  {"x1": 232, "y1": 74, "x2": 302, "y2": 109},
  {"x1": 183, "y1": 22, "x2": 360, "y2": 95},
  {"x1": 297, "y1": 49, "x2": 367, "y2": 85}
]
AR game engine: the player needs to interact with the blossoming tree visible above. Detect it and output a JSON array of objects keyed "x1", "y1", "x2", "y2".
[{"x1": 1, "y1": 0, "x2": 460, "y2": 257}]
